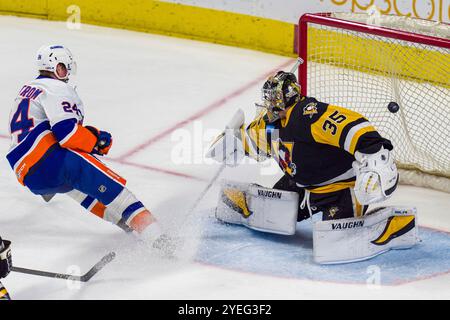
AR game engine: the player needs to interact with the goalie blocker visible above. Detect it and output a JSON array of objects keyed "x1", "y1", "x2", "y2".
[{"x1": 216, "y1": 181, "x2": 419, "y2": 264}]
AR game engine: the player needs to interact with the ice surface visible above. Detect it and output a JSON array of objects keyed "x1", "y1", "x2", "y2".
[{"x1": 0, "y1": 16, "x2": 449, "y2": 299}]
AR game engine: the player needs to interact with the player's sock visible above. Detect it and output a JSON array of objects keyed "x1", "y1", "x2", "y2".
[
  {"x1": 67, "y1": 188, "x2": 165, "y2": 244},
  {"x1": 66, "y1": 190, "x2": 107, "y2": 220},
  {"x1": 105, "y1": 188, "x2": 160, "y2": 236},
  {"x1": 66, "y1": 188, "x2": 157, "y2": 234}
]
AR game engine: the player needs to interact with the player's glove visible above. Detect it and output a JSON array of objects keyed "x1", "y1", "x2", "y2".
[
  {"x1": 352, "y1": 147, "x2": 399, "y2": 205},
  {"x1": 0, "y1": 238, "x2": 12, "y2": 279},
  {"x1": 205, "y1": 109, "x2": 245, "y2": 167},
  {"x1": 85, "y1": 126, "x2": 113, "y2": 156}
]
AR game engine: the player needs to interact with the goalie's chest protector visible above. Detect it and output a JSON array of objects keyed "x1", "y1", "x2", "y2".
[{"x1": 269, "y1": 97, "x2": 356, "y2": 187}]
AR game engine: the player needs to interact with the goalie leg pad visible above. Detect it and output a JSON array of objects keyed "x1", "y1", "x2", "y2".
[
  {"x1": 0, "y1": 281, "x2": 10, "y2": 300},
  {"x1": 313, "y1": 206, "x2": 419, "y2": 264},
  {"x1": 216, "y1": 181, "x2": 299, "y2": 235}
]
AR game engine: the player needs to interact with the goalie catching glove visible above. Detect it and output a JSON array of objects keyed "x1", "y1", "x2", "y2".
[
  {"x1": 205, "y1": 109, "x2": 245, "y2": 167},
  {"x1": 352, "y1": 147, "x2": 399, "y2": 205}
]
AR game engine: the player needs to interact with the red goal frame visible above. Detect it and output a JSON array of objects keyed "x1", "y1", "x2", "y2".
[{"x1": 297, "y1": 12, "x2": 450, "y2": 96}]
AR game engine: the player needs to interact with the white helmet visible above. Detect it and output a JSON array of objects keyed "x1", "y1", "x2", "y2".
[{"x1": 36, "y1": 45, "x2": 77, "y2": 80}]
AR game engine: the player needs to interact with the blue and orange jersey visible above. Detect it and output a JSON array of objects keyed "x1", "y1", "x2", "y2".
[{"x1": 6, "y1": 76, "x2": 97, "y2": 184}]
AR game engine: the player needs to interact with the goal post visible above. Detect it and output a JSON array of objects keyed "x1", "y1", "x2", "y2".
[{"x1": 298, "y1": 12, "x2": 450, "y2": 193}]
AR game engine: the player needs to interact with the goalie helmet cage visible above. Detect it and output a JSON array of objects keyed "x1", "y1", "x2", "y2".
[{"x1": 298, "y1": 12, "x2": 450, "y2": 193}]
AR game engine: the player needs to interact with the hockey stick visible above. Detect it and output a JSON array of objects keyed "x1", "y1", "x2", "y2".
[
  {"x1": 186, "y1": 162, "x2": 226, "y2": 216},
  {"x1": 185, "y1": 108, "x2": 245, "y2": 216},
  {"x1": 290, "y1": 57, "x2": 304, "y2": 73},
  {"x1": 11, "y1": 251, "x2": 116, "y2": 282}
]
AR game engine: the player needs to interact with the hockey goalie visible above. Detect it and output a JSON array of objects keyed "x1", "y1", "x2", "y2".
[{"x1": 206, "y1": 70, "x2": 419, "y2": 264}]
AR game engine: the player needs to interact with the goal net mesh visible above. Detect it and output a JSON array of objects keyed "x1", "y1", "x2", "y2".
[{"x1": 300, "y1": 13, "x2": 450, "y2": 192}]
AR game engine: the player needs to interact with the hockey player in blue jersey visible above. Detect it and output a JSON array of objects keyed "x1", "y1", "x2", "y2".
[{"x1": 6, "y1": 45, "x2": 166, "y2": 245}]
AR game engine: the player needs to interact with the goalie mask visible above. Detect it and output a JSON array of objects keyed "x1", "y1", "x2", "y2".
[{"x1": 258, "y1": 71, "x2": 301, "y2": 122}]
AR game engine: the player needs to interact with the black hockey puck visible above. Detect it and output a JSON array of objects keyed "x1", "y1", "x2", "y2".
[{"x1": 388, "y1": 102, "x2": 400, "y2": 113}]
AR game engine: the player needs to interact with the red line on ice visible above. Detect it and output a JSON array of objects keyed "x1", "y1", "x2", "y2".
[
  {"x1": 106, "y1": 158, "x2": 206, "y2": 182},
  {"x1": 0, "y1": 133, "x2": 204, "y2": 181},
  {"x1": 115, "y1": 59, "x2": 296, "y2": 161},
  {"x1": 1, "y1": 60, "x2": 296, "y2": 181}
]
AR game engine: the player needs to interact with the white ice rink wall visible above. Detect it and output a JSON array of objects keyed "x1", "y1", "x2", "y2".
[{"x1": 0, "y1": 1, "x2": 448, "y2": 58}]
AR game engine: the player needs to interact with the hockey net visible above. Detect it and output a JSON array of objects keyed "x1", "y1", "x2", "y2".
[{"x1": 298, "y1": 12, "x2": 450, "y2": 193}]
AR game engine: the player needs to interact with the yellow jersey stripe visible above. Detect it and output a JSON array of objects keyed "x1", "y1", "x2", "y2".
[
  {"x1": 343, "y1": 122, "x2": 374, "y2": 152},
  {"x1": 310, "y1": 109, "x2": 342, "y2": 148},
  {"x1": 348, "y1": 126, "x2": 376, "y2": 154},
  {"x1": 281, "y1": 105, "x2": 295, "y2": 128},
  {"x1": 308, "y1": 181, "x2": 355, "y2": 194},
  {"x1": 244, "y1": 116, "x2": 271, "y2": 158},
  {"x1": 311, "y1": 105, "x2": 367, "y2": 149}
]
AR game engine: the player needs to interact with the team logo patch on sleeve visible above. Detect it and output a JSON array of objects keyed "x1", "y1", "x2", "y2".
[
  {"x1": 303, "y1": 102, "x2": 318, "y2": 118},
  {"x1": 371, "y1": 215, "x2": 416, "y2": 246}
]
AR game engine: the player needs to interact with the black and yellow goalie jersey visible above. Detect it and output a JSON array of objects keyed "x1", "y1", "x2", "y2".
[{"x1": 241, "y1": 96, "x2": 393, "y2": 192}]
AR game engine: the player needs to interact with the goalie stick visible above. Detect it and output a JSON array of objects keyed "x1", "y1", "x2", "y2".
[
  {"x1": 11, "y1": 251, "x2": 116, "y2": 282},
  {"x1": 186, "y1": 162, "x2": 227, "y2": 216}
]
